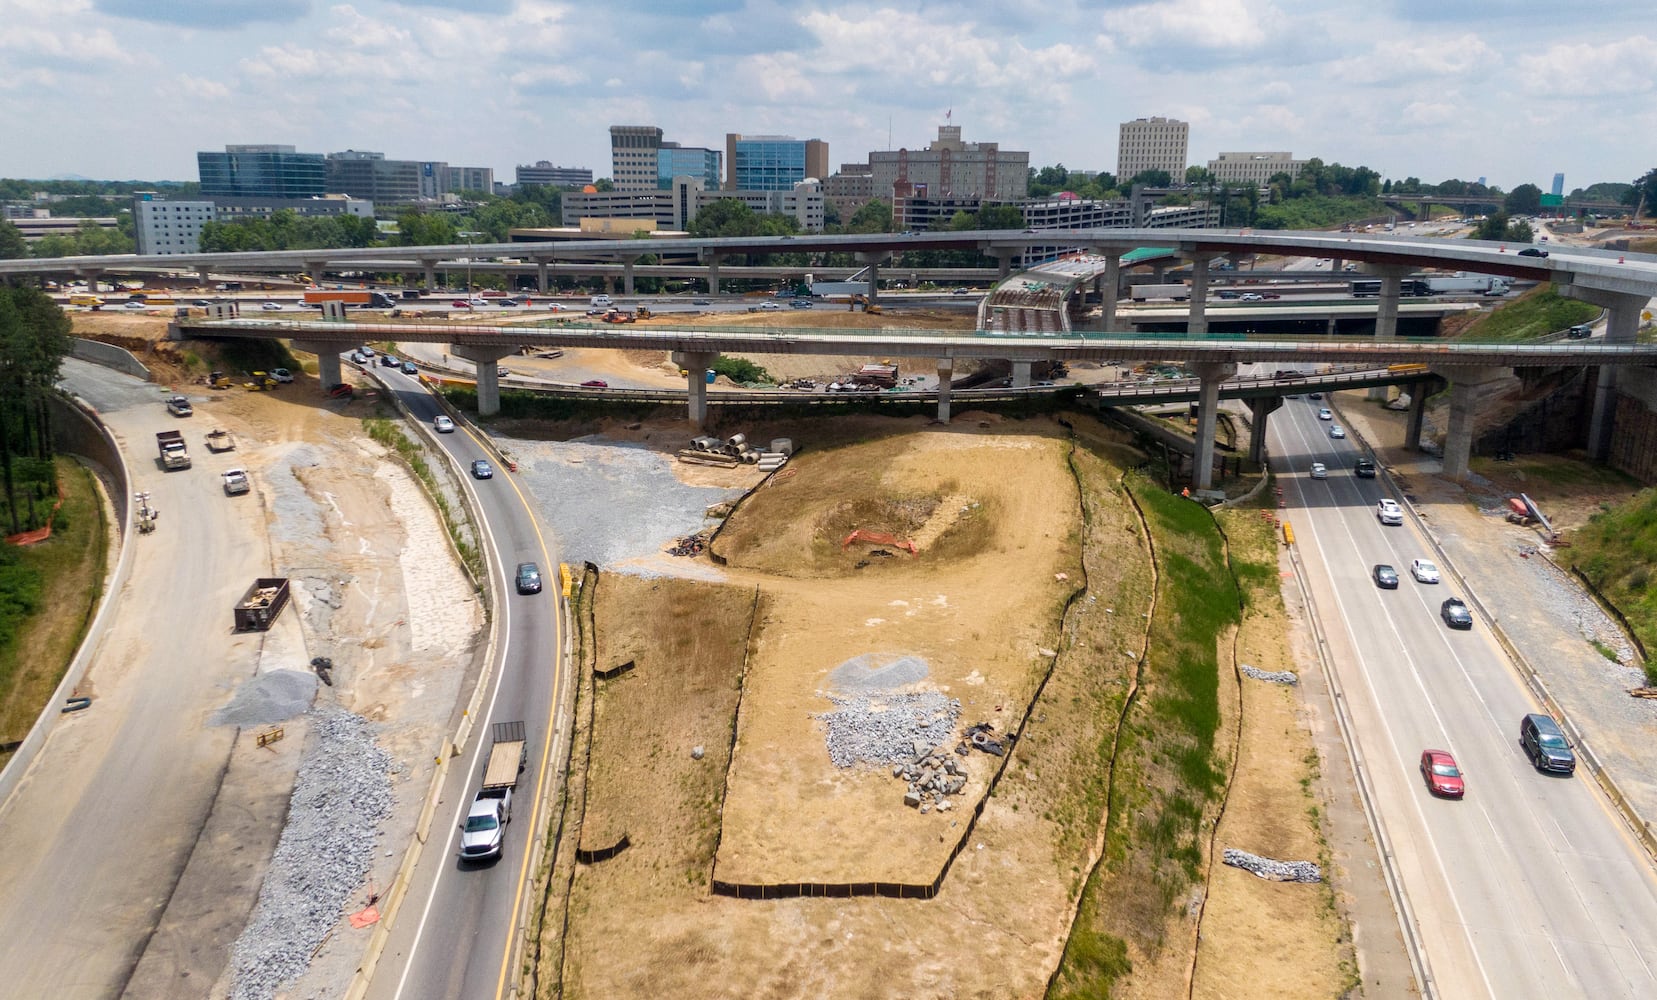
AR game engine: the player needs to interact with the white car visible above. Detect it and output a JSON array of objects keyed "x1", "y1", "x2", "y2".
[
  {"x1": 1318, "y1": 407, "x2": 1333, "y2": 421},
  {"x1": 1376, "y1": 499, "x2": 1404, "y2": 525},
  {"x1": 1310, "y1": 462, "x2": 1327, "y2": 479},
  {"x1": 758, "y1": 301, "x2": 782, "y2": 311},
  {"x1": 221, "y1": 469, "x2": 251, "y2": 496},
  {"x1": 123, "y1": 300, "x2": 148, "y2": 310},
  {"x1": 1239, "y1": 293, "x2": 1263, "y2": 302},
  {"x1": 260, "y1": 301, "x2": 283, "y2": 311},
  {"x1": 1329, "y1": 425, "x2": 1346, "y2": 439},
  {"x1": 434, "y1": 415, "x2": 455, "y2": 433},
  {"x1": 1410, "y1": 558, "x2": 1441, "y2": 584}
]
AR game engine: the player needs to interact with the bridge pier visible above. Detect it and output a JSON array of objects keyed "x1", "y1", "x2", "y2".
[
  {"x1": 1191, "y1": 361, "x2": 1236, "y2": 490},
  {"x1": 196, "y1": 266, "x2": 213, "y2": 290},
  {"x1": 1248, "y1": 396, "x2": 1281, "y2": 465},
  {"x1": 1186, "y1": 254, "x2": 1215, "y2": 335},
  {"x1": 1441, "y1": 366, "x2": 1510, "y2": 480},
  {"x1": 1572, "y1": 291, "x2": 1649, "y2": 460},
  {"x1": 76, "y1": 267, "x2": 104, "y2": 293},
  {"x1": 303, "y1": 259, "x2": 327, "y2": 284},
  {"x1": 536, "y1": 260, "x2": 550, "y2": 294},
  {"x1": 704, "y1": 254, "x2": 722, "y2": 295},
  {"x1": 1369, "y1": 266, "x2": 1410, "y2": 400},
  {"x1": 991, "y1": 248, "x2": 1017, "y2": 279},
  {"x1": 1406, "y1": 382, "x2": 1429, "y2": 450},
  {"x1": 672, "y1": 351, "x2": 718, "y2": 429},
  {"x1": 1101, "y1": 253, "x2": 1121, "y2": 332},
  {"x1": 422, "y1": 259, "x2": 438, "y2": 291},
  {"x1": 293, "y1": 341, "x2": 344, "y2": 390},
  {"x1": 1011, "y1": 360, "x2": 1033, "y2": 388},
  {"x1": 936, "y1": 358, "x2": 954, "y2": 423},
  {"x1": 855, "y1": 252, "x2": 887, "y2": 303},
  {"x1": 621, "y1": 256, "x2": 638, "y2": 296},
  {"x1": 455, "y1": 344, "x2": 516, "y2": 416}
]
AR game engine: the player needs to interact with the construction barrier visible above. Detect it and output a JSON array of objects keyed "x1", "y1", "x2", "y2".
[{"x1": 1282, "y1": 521, "x2": 1295, "y2": 546}]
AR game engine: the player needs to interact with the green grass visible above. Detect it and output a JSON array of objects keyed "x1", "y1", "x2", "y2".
[
  {"x1": 1569, "y1": 487, "x2": 1657, "y2": 680},
  {"x1": 1455, "y1": 283, "x2": 1599, "y2": 343},
  {"x1": 362, "y1": 417, "x2": 485, "y2": 584}
]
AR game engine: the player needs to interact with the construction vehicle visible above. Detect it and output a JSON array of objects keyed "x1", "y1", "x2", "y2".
[
  {"x1": 207, "y1": 371, "x2": 233, "y2": 389},
  {"x1": 302, "y1": 289, "x2": 397, "y2": 309},
  {"x1": 601, "y1": 309, "x2": 635, "y2": 324},
  {"x1": 461, "y1": 722, "x2": 527, "y2": 862},
  {"x1": 234, "y1": 577, "x2": 290, "y2": 631},
  {"x1": 243, "y1": 372, "x2": 279, "y2": 391},
  {"x1": 634, "y1": 306, "x2": 653, "y2": 320},
  {"x1": 156, "y1": 430, "x2": 191, "y2": 470},
  {"x1": 205, "y1": 428, "x2": 235, "y2": 452},
  {"x1": 848, "y1": 293, "x2": 883, "y2": 315}
]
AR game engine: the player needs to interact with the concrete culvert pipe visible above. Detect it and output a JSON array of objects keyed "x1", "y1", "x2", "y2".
[{"x1": 725, "y1": 433, "x2": 747, "y2": 450}]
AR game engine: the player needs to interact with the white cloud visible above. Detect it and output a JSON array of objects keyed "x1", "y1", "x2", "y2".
[
  {"x1": 1113, "y1": 0, "x2": 1275, "y2": 50},
  {"x1": 1517, "y1": 35, "x2": 1657, "y2": 98}
]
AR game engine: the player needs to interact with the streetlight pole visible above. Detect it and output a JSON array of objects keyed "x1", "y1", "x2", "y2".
[{"x1": 458, "y1": 230, "x2": 483, "y2": 299}]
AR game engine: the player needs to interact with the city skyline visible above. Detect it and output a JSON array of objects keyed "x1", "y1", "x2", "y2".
[{"x1": 3, "y1": 0, "x2": 1652, "y2": 192}]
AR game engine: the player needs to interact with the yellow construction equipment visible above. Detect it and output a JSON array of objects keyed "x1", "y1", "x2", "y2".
[
  {"x1": 207, "y1": 371, "x2": 233, "y2": 389},
  {"x1": 848, "y1": 293, "x2": 882, "y2": 315},
  {"x1": 635, "y1": 306, "x2": 653, "y2": 320},
  {"x1": 243, "y1": 371, "x2": 278, "y2": 391}
]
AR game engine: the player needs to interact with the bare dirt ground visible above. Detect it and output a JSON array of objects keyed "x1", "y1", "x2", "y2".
[{"x1": 61, "y1": 317, "x2": 484, "y2": 998}]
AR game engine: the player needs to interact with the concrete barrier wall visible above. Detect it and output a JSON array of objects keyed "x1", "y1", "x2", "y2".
[
  {"x1": 71, "y1": 338, "x2": 151, "y2": 382},
  {"x1": 0, "y1": 395, "x2": 134, "y2": 806}
]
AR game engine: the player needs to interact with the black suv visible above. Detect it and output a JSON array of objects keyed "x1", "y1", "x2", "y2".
[
  {"x1": 1520, "y1": 713, "x2": 1576, "y2": 775},
  {"x1": 1354, "y1": 458, "x2": 1376, "y2": 479}
]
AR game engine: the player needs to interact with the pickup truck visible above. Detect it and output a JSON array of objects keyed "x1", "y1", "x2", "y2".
[
  {"x1": 460, "y1": 722, "x2": 526, "y2": 862},
  {"x1": 222, "y1": 469, "x2": 250, "y2": 496},
  {"x1": 166, "y1": 395, "x2": 193, "y2": 417}
]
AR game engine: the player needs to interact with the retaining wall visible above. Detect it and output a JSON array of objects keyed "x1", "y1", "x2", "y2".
[{"x1": 71, "y1": 338, "x2": 151, "y2": 382}]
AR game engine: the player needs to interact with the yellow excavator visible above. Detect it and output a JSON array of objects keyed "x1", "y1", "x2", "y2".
[{"x1": 848, "y1": 293, "x2": 883, "y2": 315}]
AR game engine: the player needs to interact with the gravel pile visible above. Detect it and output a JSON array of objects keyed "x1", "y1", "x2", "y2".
[
  {"x1": 211, "y1": 669, "x2": 319, "y2": 727},
  {"x1": 818, "y1": 691, "x2": 961, "y2": 768},
  {"x1": 1222, "y1": 848, "x2": 1322, "y2": 884},
  {"x1": 1240, "y1": 664, "x2": 1298, "y2": 685},
  {"x1": 227, "y1": 707, "x2": 393, "y2": 1000},
  {"x1": 827, "y1": 653, "x2": 930, "y2": 691}
]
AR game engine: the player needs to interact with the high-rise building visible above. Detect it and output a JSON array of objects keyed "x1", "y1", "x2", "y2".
[
  {"x1": 657, "y1": 143, "x2": 722, "y2": 191},
  {"x1": 444, "y1": 166, "x2": 494, "y2": 195},
  {"x1": 1207, "y1": 152, "x2": 1306, "y2": 186},
  {"x1": 725, "y1": 134, "x2": 828, "y2": 191},
  {"x1": 324, "y1": 151, "x2": 452, "y2": 204},
  {"x1": 1117, "y1": 117, "x2": 1188, "y2": 183},
  {"x1": 866, "y1": 125, "x2": 1029, "y2": 203},
  {"x1": 610, "y1": 126, "x2": 665, "y2": 192},
  {"x1": 1552, "y1": 173, "x2": 1565, "y2": 197},
  {"x1": 197, "y1": 144, "x2": 325, "y2": 199},
  {"x1": 132, "y1": 191, "x2": 215, "y2": 255},
  {"x1": 515, "y1": 162, "x2": 594, "y2": 188}
]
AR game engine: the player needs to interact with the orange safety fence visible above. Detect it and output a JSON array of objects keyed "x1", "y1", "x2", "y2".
[{"x1": 840, "y1": 529, "x2": 918, "y2": 555}]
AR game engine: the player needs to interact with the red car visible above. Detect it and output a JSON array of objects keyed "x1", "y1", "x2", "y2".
[
  {"x1": 580, "y1": 379, "x2": 609, "y2": 388},
  {"x1": 1420, "y1": 749, "x2": 1465, "y2": 798},
  {"x1": 450, "y1": 300, "x2": 472, "y2": 309}
]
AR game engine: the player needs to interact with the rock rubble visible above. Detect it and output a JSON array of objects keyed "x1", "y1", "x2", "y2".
[
  {"x1": 1240, "y1": 663, "x2": 1298, "y2": 685},
  {"x1": 1222, "y1": 847, "x2": 1322, "y2": 883},
  {"x1": 817, "y1": 691, "x2": 961, "y2": 768}
]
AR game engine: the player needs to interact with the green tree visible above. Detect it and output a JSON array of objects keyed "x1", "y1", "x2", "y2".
[
  {"x1": 978, "y1": 205, "x2": 1026, "y2": 230},
  {"x1": 1628, "y1": 169, "x2": 1657, "y2": 217},
  {"x1": 394, "y1": 208, "x2": 458, "y2": 247},
  {"x1": 0, "y1": 286, "x2": 72, "y2": 533},
  {"x1": 1129, "y1": 169, "x2": 1172, "y2": 188},
  {"x1": 0, "y1": 221, "x2": 26, "y2": 260},
  {"x1": 845, "y1": 200, "x2": 892, "y2": 233},
  {"x1": 1505, "y1": 183, "x2": 1543, "y2": 216}
]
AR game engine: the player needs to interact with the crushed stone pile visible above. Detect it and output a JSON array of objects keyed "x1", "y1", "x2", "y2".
[
  {"x1": 893, "y1": 748, "x2": 971, "y2": 812},
  {"x1": 818, "y1": 691, "x2": 961, "y2": 768},
  {"x1": 227, "y1": 707, "x2": 393, "y2": 1000},
  {"x1": 211, "y1": 669, "x2": 320, "y2": 727},
  {"x1": 1240, "y1": 663, "x2": 1298, "y2": 685},
  {"x1": 1222, "y1": 848, "x2": 1322, "y2": 884},
  {"x1": 826, "y1": 653, "x2": 931, "y2": 691}
]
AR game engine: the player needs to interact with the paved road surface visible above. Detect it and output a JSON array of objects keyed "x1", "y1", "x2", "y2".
[{"x1": 1271, "y1": 397, "x2": 1657, "y2": 998}]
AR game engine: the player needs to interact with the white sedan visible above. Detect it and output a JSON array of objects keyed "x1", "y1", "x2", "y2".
[
  {"x1": 1329, "y1": 425, "x2": 1346, "y2": 439},
  {"x1": 260, "y1": 302, "x2": 284, "y2": 311},
  {"x1": 1310, "y1": 462, "x2": 1327, "y2": 479},
  {"x1": 1410, "y1": 558, "x2": 1441, "y2": 584},
  {"x1": 1318, "y1": 408, "x2": 1333, "y2": 420}
]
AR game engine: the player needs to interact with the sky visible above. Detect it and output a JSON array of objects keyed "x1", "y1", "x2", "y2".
[{"x1": 2, "y1": 0, "x2": 1654, "y2": 193}]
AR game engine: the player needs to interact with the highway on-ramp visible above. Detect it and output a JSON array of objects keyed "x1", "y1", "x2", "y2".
[
  {"x1": 1269, "y1": 398, "x2": 1657, "y2": 998},
  {"x1": 363, "y1": 364, "x2": 570, "y2": 1000}
]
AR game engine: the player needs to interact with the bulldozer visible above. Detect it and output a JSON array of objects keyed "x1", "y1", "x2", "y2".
[
  {"x1": 207, "y1": 371, "x2": 233, "y2": 389},
  {"x1": 848, "y1": 293, "x2": 883, "y2": 315},
  {"x1": 635, "y1": 306, "x2": 653, "y2": 320},
  {"x1": 601, "y1": 309, "x2": 636, "y2": 324}
]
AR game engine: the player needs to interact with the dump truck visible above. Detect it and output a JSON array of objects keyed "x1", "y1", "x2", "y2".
[
  {"x1": 206, "y1": 428, "x2": 235, "y2": 452},
  {"x1": 221, "y1": 468, "x2": 250, "y2": 496},
  {"x1": 233, "y1": 577, "x2": 290, "y2": 631},
  {"x1": 460, "y1": 722, "x2": 527, "y2": 862},
  {"x1": 156, "y1": 430, "x2": 191, "y2": 470}
]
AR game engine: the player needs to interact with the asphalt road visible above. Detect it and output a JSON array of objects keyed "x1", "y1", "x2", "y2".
[
  {"x1": 0, "y1": 358, "x2": 267, "y2": 997},
  {"x1": 1270, "y1": 397, "x2": 1657, "y2": 998},
  {"x1": 363, "y1": 364, "x2": 569, "y2": 1000}
]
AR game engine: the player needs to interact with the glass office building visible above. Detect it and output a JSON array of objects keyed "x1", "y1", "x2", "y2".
[
  {"x1": 197, "y1": 145, "x2": 326, "y2": 199},
  {"x1": 725, "y1": 135, "x2": 828, "y2": 191},
  {"x1": 657, "y1": 145, "x2": 721, "y2": 190}
]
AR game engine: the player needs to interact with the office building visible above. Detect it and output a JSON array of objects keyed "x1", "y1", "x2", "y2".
[
  {"x1": 132, "y1": 192, "x2": 214, "y2": 254},
  {"x1": 610, "y1": 125, "x2": 665, "y2": 192},
  {"x1": 325, "y1": 151, "x2": 447, "y2": 204},
  {"x1": 1207, "y1": 151, "x2": 1306, "y2": 186},
  {"x1": 657, "y1": 143, "x2": 721, "y2": 191},
  {"x1": 444, "y1": 166, "x2": 495, "y2": 196},
  {"x1": 563, "y1": 177, "x2": 825, "y2": 232},
  {"x1": 515, "y1": 162, "x2": 594, "y2": 188},
  {"x1": 725, "y1": 134, "x2": 828, "y2": 191},
  {"x1": 197, "y1": 144, "x2": 325, "y2": 199},
  {"x1": 868, "y1": 125, "x2": 1028, "y2": 203},
  {"x1": 1117, "y1": 117, "x2": 1188, "y2": 182},
  {"x1": 211, "y1": 194, "x2": 374, "y2": 220},
  {"x1": 1552, "y1": 173, "x2": 1565, "y2": 197},
  {"x1": 823, "y1": 164, "x2": 875, "y2": 218}
]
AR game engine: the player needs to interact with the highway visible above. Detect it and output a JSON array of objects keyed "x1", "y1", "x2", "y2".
[
  {"x1": 1269, "y1": 397, "x2": 1657, "y2": 998},
  {"x1": 362, "y1": 364, "x2": 569, "y2": 1000}
]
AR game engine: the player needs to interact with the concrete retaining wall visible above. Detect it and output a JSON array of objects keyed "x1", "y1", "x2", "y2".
[{"x1": 71, "y1": 338, "x2": 151, "y2": 382}]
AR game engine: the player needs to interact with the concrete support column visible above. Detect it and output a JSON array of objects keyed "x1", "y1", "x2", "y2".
[
  {"x1": 1152, "y1": 264, "x2": 1167, "y2": 282},
  {"x1": 536, "y1": 260, "x2": 550, "y2": 294},
  {"x1": 1101, "y1": 254, "x2": 1121, "y2": 332},
  {"x1": 76, "y1": 268, "x2": 104, "y2": 292},
  {"x1": 622, "y1": 257, "x2": 637, "y2": 296},
  {"x1": 1329, "y1": 257, "x2": 1343, "y2": 276},
  {"x1": 1369, "y1": 266, "x2": 1409, "y2": 400},
  {"x1": 1248, "y1": 396, "x2": 1280, "y2": 464},
  {"x1": 1587, "y1": 294, "x2": 1646, "y2": 459},
  {"x1": 1405, "y1": 383, "x2": 1428, "y2": 451},
  {"x1": 197, "y1": 267, "x2": 213, "y2": 289},
  {"x1": 454, "y1": 344, "x2": 517, "y2": 417},
  {"x1": 1191, "y1": 362, "x2": 1237, "y2": 489},
  {"x1": 1186, "y1": 255, "x2": 1214, "y2": 335},
  {"x1": 991, "y1": 248, "x2": 1017, "y2": 278},
  {"x1": 936, "y1": 359, "x2": 954, "y2": 423},
  {"x1": 705, "y1": 255, "x2": 722, "y2": 295},
  {"x1": 1011, "y1": 360, "x2": 1033, "y2": 388},
  {"x1": 1440, "y1": 366, "x2": 1509, "y2": 480},
  {"x1": 854, "y1": 252, "x2": 887, "y2": 303},
  {"x1": 303, "y1": 260, "x2": 327, "y2": 284},
  {"x1": 422, "y1": 260, "x2": 438, "y2": 291},
  {"x1": 672, "y1": 351, "x2": 718, "y2": 429},
  {"x1": 292, "y1": 341, "x2": 344, "y2": 390}
]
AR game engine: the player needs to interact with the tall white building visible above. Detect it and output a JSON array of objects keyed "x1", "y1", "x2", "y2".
[
  {"x1": 1117, "y1": 117, "x2": 1188, "y2": 183},
  {"x1": 1206, "y1": 151, "x2": 1306, "y2": 186},
  {"x1": 609, "y1": 125, "x2": 664, "y2": 192},
  {"x1": 132, "y1": 192, "x2": 214, "y2": 254}
]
